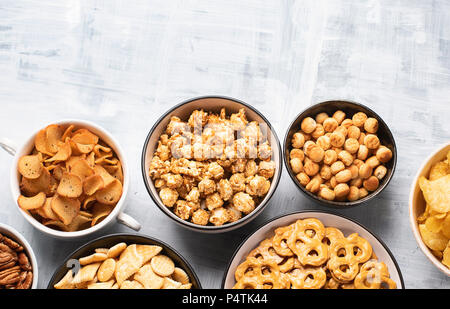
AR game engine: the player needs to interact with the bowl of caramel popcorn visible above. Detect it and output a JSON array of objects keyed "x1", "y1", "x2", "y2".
[
  {"x1": 142, "y1": 96, "x2": 282, "y2": 232},
  {"x1": 284, "y1": 100, "x2": 397, "y2": 208}
]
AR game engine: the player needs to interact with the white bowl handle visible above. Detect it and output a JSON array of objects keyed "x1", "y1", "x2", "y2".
[
  {"x1": 0, "y1": 137, "x2": 17, "y2": 156},
  {"x1": 117, "y1": 212, "x2": 141, "y2": 231}
]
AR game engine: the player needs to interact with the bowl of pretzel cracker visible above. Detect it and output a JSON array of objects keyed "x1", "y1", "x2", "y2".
[{"x1": 222, "y1": 211, "x2": 404, "y2": 289}]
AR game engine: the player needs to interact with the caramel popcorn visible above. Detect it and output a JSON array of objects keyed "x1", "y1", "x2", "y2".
[{"x1": 150, "y1": 108, "x2": 275, "y2": 226}]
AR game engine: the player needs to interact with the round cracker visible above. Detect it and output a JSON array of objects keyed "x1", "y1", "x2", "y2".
[
  {"x1": 171, "y1": 267, "x2": 190, "y2": 284},
  {"x1": 57, "y1": 172, "x2": 83, "y2": 198},
  {"x1": 134, "y1": 264, "x2": 164, "y2": 289},
  {"x1": 18, "y1": 155, "x2": 43, "y2": 179},
  {"x1": 17, "y1": 192, "x2": 46, "y2": 210},
  {"x1": 150, "y1": 255, "x2": 175, "y2": 277},
  {"x1": 95, "y1": 179, "x2": 122, "y2": 205}
]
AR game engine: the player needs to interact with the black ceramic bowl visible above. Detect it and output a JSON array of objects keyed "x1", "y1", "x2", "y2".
[
  {"x1": 284, "y1": 100, "x2": 397, "y2": 208},
  {"x1": 47, "y1": 233, "x2": 202, "y2": 289},
  {"x1": 141, "y1": 96, "x2": 282, "y2": 233}
]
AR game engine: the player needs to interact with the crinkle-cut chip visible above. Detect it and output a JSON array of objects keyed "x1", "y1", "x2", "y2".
[
  {"x1": 107, "y1": 242, "x2": 127, "y2": 258},
  {"x1": 443, "y1": 243, "x2": 450, "y2": 268},
  {"x1": 71, "y1": 262, "x2": 101, "y2": 285},
  {"x1": 87, "y1": 280, "x2": 115, "y2": 289},
  {"x1": 66, "y1": 214, "x2": 92, "y2": 231},
  {"x1": 115, "y1": 244, "x2": 144, "y2": 286},
  {"x1": 71, "y1": 159, "x2": 94, "y2": 181},
  {"x1": 442, "y1": 215, "x2": 450, "y2": 239},
  {"x1": 171, "y1": 267, "x2": 190, "y2": 284},
  {"x1": 61, "y1": 124, "x2": 75, "y2": 141},
  {"x1": 18, "y1": 155, "x2": 43, "y2": 179},
  {"x1": 425, "y1": 216, "x2": 445, "y2": 234},
  {"x1": 45, "y1": 140, "x2": 72, "y2": 163},
  {"x1": 86, "y1": 152, "x2": 96, "y2": 168},
  {"x1": 79, "y1": 253, "x2": 108, "y2": 266},
  {"x1": 91, "y1": 203, "x2": 113, "y2": 226},
  {"x1": 95, "y1": 248, "x2": 109, "y2": 254},
  {"x1": 104, "y1": 162, "x2": 124, "y2": 183},
  {"x1": 82, "y1": 195, "x2": 97, "y2": 210},
  {"x1": 46, "y1": 124, "x2": 64, "y2": 154},
  {"x1": 20, "y1": 167, "x2": 51, "y2": 196},
  {"x1": 429, "y1": 161, "x2": 449, "y2": 181},
  {"x1": 72, "y1": 129, "x2": 99, "y2": 145},
  {"x1": 162, "y1": 277, "x2": 182, "y2": 289},
  {"x1": 57, "y1": 173, "x2": 83, "y2": 198},
  {"x1": 41, "y1": 197, "x2": 58, "y2": 220},
  {"x1": 120, "y1": 280, "x2": 143, "y2": 289},
  {"x1": 83, "y1": 175, "x2": 104, "y2": 196},
  {"x1": 136, "y1": 245, "x2": 162, "y2": 264},
  {"x1": 134, "y1": 264, "x2": 164, "y2": 289},
  {"x1": 94, "y1": 144, "x2": 112, "y2": 156},
  {"x1": 419, "y1": 224, "x2": 449, "y2": 251},
  {"x1": 150, "y1": 255, "x2": 175, "y2": 277},
  {"x1": 18, "y1": 192, "x2": 46, "y2": 210},
  {"x1": 97, "y1": 258, "x2": 116, "y2": 282},
  {"x1": 95, "y1": 179, "x2": 122, "y2": 205},
  {"x1": 54, "y1": 269, "x2": 75, "y2": 289},
  {"x1": 94, "y1": 165, "x2": 117, "y2": 187},
  {"x1": 179, "y1": 283, "x2": 192, "y2": 289},
  {"x1": 51, "y1": 194, "x2": 80, "y2": 225},
  {"x1": 35, "y1": 129, "x2": 54, "y2": 156},
  {"x1": 419, "y1": 175, "x2": 450, "y2": 213}
]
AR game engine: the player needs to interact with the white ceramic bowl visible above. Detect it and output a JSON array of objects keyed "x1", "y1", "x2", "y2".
[
  {"x1": 0, "y1": 223, "x2": 38, "y2": 289},
  {"x1": 222, "y1": 211, "x2": 404, "y2": 289},
  {"x1": 0, "y1": 119, "x2": 141, "y2": 239},
  {"x1": 409, "y1": 142, "x2": 450, "y2": 276}
]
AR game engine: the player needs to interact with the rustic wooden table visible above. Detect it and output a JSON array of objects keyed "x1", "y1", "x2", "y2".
[{"x1": 0, "y1": 0, "x2": 449, "y2": 289}]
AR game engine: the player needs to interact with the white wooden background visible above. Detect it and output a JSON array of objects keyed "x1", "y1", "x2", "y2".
[{"x1": 0, "y1": 0, "x2": 449, "y2": 289}]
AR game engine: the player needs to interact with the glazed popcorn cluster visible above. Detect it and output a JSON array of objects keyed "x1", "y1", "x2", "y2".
[
  {"x1": 289, "y1": 110, "x2": 393, "y2": 202},
  {"x1": 149, "y1": 108, "x2": 276, "y2": 226}
]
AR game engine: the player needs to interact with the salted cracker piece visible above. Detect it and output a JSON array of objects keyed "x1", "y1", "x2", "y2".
[
  {"x1": 71, "y1": 262, "x2": 101, "y2": 285},
  {"x1": 79, "y1": 253, "x2": 108, "y2": 266},
  {"x1": 114, "y1": 244, "x2": 144, "y2": 286},
  {"x1": 107, "y1": 242, "x2": 127, "y2": 258},
  {"x1": 17, "y1": 192, "x2": 46, "y2": 210},
  {"x1": 134, "y1": 264, "x2": 164, "y2": 289},
  {"x1": 136, "y1": 245, "x2": 162, "y2": 264}
]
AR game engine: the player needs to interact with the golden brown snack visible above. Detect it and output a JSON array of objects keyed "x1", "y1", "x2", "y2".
[{"x1": 0, "y1": 233, "x2": 33, "y2": 289}]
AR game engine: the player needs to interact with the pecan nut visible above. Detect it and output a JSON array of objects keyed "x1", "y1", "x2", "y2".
[
  {"x1": 1, "y1": 235, "x2": 23, "y2": 252},
  {"x1": 0, "y1": 266, "x2": 20, "y2": 285},
  {"x1": 16, "y1": 271, "x2": 32, "y2": 289},
  {"x1": 18, "y1": 253, "x2": 31, "y2": 271}
]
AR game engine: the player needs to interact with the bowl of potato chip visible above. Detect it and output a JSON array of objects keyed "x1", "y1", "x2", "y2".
[
  {"x1": 409, "y1": 142, "x2": 450, "y2": 276},
  {"x1": 222, "y1": 211, "x2": 404, "y2": 289},
  {"x1": 284, "y1": 100, "x2": 397, "y2": 208},
  {"x1": 47, "y1": 234, "x2": 201, "y2": 289},
  {"x1": 142, "y1": 96, "x2": 282, "y2": 233},
  {"x1": 4, "y1": 120, "x2": 141, "y2": 239}
]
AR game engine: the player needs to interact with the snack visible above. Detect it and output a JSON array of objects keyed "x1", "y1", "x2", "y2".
[
  {"x1": 289, "y1": 110, "x2": 393, "y2": 202},
  {"x1": 0, "y1": 232, "x2": 33, "y2": 289},
  {"x1": 416, "y1": 150, "x2": 450, "y2": 269},
  {"x1": 149, "y1": 108, "x2": 275, "y2": 226},
  {"x1": 17, "y1": 124, "x2": 124, "y2": 232},
  {"x1": 233, "y1": 218, "x2": 397, "y2": 289},
  {"x1": 54, "y1": 242, "x2": 192, "y2": 289}
]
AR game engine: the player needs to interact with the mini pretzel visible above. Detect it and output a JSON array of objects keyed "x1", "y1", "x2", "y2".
[
  {"x1": 354, "y1": 260, "x2": 396, "y2": 289},
  {"x1": 327, "y1": 233, "x2": 373, "y2": 282},
  {"x1": 248, "y1": 238, "x2": 284, "y2": 264},
  {"x1": 288, "y1": 266, "x2": 327, "y2": 289},
  {"x1": 234, "y1": 257, "x2": 285, "y2": 289},
  {"x1": 272, "y1": 225, "x2": 295, "y2": 257},
  {"x1": 287, "y1": 219, "x2": 328, "y2": 266}
]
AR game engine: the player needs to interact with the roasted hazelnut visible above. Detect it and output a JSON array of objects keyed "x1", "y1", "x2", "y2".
[
  {"x1": 357, "y1": 144, "x2": 369, "y2": 160},
  {"x1": 315, "y1": 112, "x2": 329, "y2": 124},
  {"x1": 290, "y1": 158, "x2": 303, "y2": 174},
  {"x1": 347, "y1": 186, "x2": 360, "y2": 201},
  {"x1": 353, "y1": 159, "x2": 364, "y2": 168},
  {"x1": 332, "y1": 110, "x2": 346, "y2": 124},
  {"x1": 290, "y1": 149, "x2": 305, "y2": 161},
  {"x1": 364, "y1": 134, "x2": 380, "y2": 149},
  {"x1": 350, "y1": 177, "x2": 363, "y2": 188},
  {"x1": 338, "y1": 150, "x2": 354, "y2": 166},
  {"x1": 309, "y1": 146, "x2": 325, "y2": 163},
  {"x1": 363, "y1": 176, "x2": 379, "y2": 191},
  {"x1": 320, "y1": 165, "x2": 332, "y2": 180},
  {"x1": 330, "y1": 176, "x2": 338, "y2": 188},
  {"x1": 301, "y1": 117, "x2": 317, "y2": 134},
  {"x1": 316, "y1": 135, "x2": 331, "y2": 150},
  {"x1": 296, "y1": 172, "x2": 310, "y2": 186},
  {"x1": 335, "y1": 169, "x2": 352, "y2": 183},
  {"x1": 344, "y1": 138, "x2": 359, "y2": 154},
  {"x1": 347, "y1": 125, "x2": 360, "y2": 139},
  {"x1": 330, "y1": 161, "x2": 345, "y2": 175},
  {"x1": 319, "y1": 186, "x2": 336, "y2": 201},
  {"x1": 330, "y1": 132, "x2": 345, "y2": 148},
  {"x1": 352, "y1": 112, "x2": 367, "y2": 128},
  {"x1": 323, "y1": 118, "x2": 339, "y2": 132},
  {"x1": 364, "y1": 117, "x2": 379, "y2": 133},
  {"x1": 292, "y1": 132, "x2": 305, "y2": 149},
  {"x1": 376, "y1": 146, "x2": 393, "y2": 163},
  {"x1": 359, "y1": 163, "x2": 373, "y2": 179},
  {"x1": 366, "y1": 156, "x2": 380, "y2": 169},
  {"x1": 374, "y1": 165, "x2": 387, "y2": 180},
  {"x1": 334, "y1": 183, "x2": 350, "y2": 198},
  {"x1": 323, "y1": 150, "x2": 338, "y2": 165},
  {"x1": 311, "y1": 124, "x2": 325, "y2": 139}
]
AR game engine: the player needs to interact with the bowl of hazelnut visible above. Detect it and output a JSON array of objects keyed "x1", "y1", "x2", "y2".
[
  {"x1": 141, "y1": 96, "x2": 282, "y2": 232},
  {"x1": 284, "y1": 100, "x2": 397, "y2": 208}
]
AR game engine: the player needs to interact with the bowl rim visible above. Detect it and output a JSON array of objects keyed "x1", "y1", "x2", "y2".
[
  {"x1": 141, "y1": 95, "x2": 282, "y2": 232},
  {"x1": 283, "y1": 100, "x2": 397, "y2": 208},
  {"x1": 221, "y1": 209, "x2": 405, "y2": 289},
  {"x1": 408, "y1": 141, "x2": 450, "y2": 276},
  {"x1": 46, "y1": 232, "x2": 203, "y2": 289},
  {"x1": 10, "y1": 118, "x2": 130, "y2": 238},
  {"x1": 0, "y1": 223, "x2": 39, "y2": 289}
]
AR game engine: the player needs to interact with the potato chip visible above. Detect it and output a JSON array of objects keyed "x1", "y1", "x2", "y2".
[
  {"x1": 41, "y1": 197, "x2": 58, "y2": 220},
  {"x1": 72, "y1": 129, "x2": 99, "y2": 145},
  {"x1": 120, "y1": 280, "x2": 143, "y2": 289},
  {"x1": 20, "y1": 167, "x2": 51, "y2": 196},
  {"x1": 93, "y1": 165, "x2": 116, "y2": 187},
  {"x1": 83, "y1": 175, "x2": 104, "y2": 196},
  {"x1": 54, "y1": 269, "x2": 75, "y2": 289},
  {"x1": 150, "y1": 255, "x2": 175, "y2": 277},
  {"x1": 97, "y1": 258, "x2": 116, "y2": 282},
  {"x1": 72, "y1": 263, "x2": 101, "y2": 285},
  {"x1": 70, "y1": 140, "x2": 94, "y2": 155},
  {"x1": 71, "y1": 159, "x2": 94, "y2": 181},
  {"x1": 429, "y1": 161, "x2": 449, "y2": 181},
  {"x1": 171, "y1": 267, "x2": 190, "y2": 284},
  {"x1": 419, "y1": 175, "x2": 450, "y2": 213},
  {"x1": 104, "y1": 162, "x2": 124, "y2": 183},
  {"x1": 162, "y1": 277, "x2": 182, "y2": 289},
  {"x1": 93, "y1": 144, "x2": 112, "y2": 156},
  {"x1": 61, "y1": 124, "x2": 75, "y2": 141},
  {"x1": 115, "y1": 244, "x2": 144, "y2": 286},
  {"x1": 91, "y1": 203, "x2": 113, "y2": 226},
  {"x1": 57, "y1": 172, "x2": 83, "y2": 198},
  {"x1": 443, "y1": 243, "x2": 450, "y2": 268},
  {"x1": 87, "y1": 280, "x2": 115, "y2": 289},
  {"x1": 95, "y1": 179, "x2": 122, "y2": 205},
  {"x1": 419, "y1": 224, "x2": 448, "y2": 251},
  {"x1": 107, "y1": 242, "x2": 127, "y2": 258},
  {"x1": 45, "y1": 124, "x2": 63, "y2": 154},
  {"x1": 45, "y1": 140, "x2": 72, "y2": 163},
  {"x1": 35, "y1": 129, "x2": 54, "y2": 156},
  {"x1": 79, "y1": 253, "x2": 108, "y2": 266},
  {"x1": 86, "y1": 152, "x2": 96, "y2": 168},
  {"x1": 441, "y1": 215, "x2": 450, "y2": 239},
  {"x1": 17, "y1": 192, "x2": 46, "y2": 210},
  {"x1": 18, "y1": 155, "x2": 43, "y2": 179},
  {"x1": 51, "y1": 194, "x2": 80, "y2": 225},
  {"x1": 66, "y1": 214, "x2": 92, "y2": 231},
  {"x1": 425, "y1": 216, "x2": 445, "y2": 234},
  {"x1": 134, "y1": 264, "x2": 164, "y2": 289},
  {"x1": 136, "y1": 245, "x2": 162, "y2": 264}
]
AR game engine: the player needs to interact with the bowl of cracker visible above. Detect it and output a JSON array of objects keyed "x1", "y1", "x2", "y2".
[
  {"x1": 409, "y1": 142, "x2": 450, "y2": 276},
  {"x1": 47, "y1": 233, "x2": 201, "y2": 289},
  {"x1": 142, "y1": 96, "x2": 282, "y2": 233},
  {"x1": 222, "y1": 211, "x2": 404, "y2": 289},
  {"x1": 284, "y1": 100, "x2": 397, "y2": 208}
]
